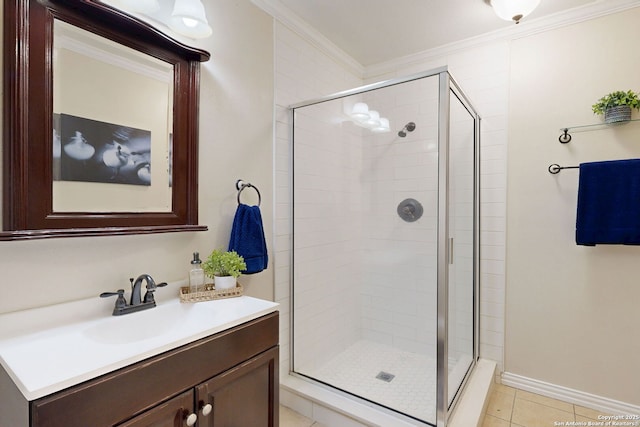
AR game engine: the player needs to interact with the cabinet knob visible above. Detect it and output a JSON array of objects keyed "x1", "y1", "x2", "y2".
[
  {"x1": 201, "y1": 403, "x2": 213, "y2": 416},
  {"x1": 185, "y1": 412, "x2": 198, "y2": 426}
]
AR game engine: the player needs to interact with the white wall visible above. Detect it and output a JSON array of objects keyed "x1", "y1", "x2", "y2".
[
  {"x1": 359, "y1": 76, "x2": 440, "y2": 357},
  {"x1": 506, "y1": 8, "x2": 640, "y2": 406},
  {"x1": 0, "y1": 0, "x2": 275, "y2": 314},
  {"x1": 273, "y1": 23, "x2": 362, "y2": 376},
  {"x1": 290, "y1": 101, "x2": 363, "y2": 372}
]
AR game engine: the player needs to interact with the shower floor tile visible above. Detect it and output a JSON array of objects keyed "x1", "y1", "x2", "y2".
[{"x1": 304, "y1": 340, "x2": 438, "y2": 424}]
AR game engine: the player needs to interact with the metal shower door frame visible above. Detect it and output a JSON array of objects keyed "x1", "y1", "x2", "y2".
[
  {"x1": 289, "y1": 66, "x2": 481, "y2": 427},
  {"x1": 436, "y1": 71, "x2": 481, "y2": 427}
]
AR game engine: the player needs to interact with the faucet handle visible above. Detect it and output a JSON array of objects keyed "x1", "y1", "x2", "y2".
[
  {"x1": 147, "y1": 279, "x2": 168, "y2": 290},
  {"x1": 100, "y1": 289, "x2": 127, "y2": 313},
  {"x1": 143, "y1": 281, "x2": 168, "y2": 304}
]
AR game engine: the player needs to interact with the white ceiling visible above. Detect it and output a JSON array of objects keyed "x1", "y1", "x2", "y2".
[{"x1": 263, "y1": 0, "x2": 599, "y2": 66}]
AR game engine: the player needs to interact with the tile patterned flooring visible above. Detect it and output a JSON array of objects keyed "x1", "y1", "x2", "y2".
[
  {"x1": 483, "y1": 383, "x2": 613, "y2": 427},
  {"x1": 305, "y1": 340, "x2": 438, "y2": 424},
  {"x1": 280, "y1": 405, "x2": 328, "y2": 427},
  {"x1": 282, "y1": 383, "x2": 615, "y2": 427}
]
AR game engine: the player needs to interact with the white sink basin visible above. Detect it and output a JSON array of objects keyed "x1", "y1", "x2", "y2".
[
  {"x1": 82, "y1": 303, "x2": 181, "y2": 345},
  {"x1": 0, "y1": 286, "x2": 278, "y2": 401}
]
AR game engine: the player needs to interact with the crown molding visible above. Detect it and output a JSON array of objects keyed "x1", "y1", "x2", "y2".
[
  {"x1": 252, "y1": 0, "x2": 640, "y2": 81},
  {"x1": 250, "y1": 0, "x2": 364, "y2": 78},
  {"x1": 365, "y1": 0, "x2": 640, "y2": 79}
]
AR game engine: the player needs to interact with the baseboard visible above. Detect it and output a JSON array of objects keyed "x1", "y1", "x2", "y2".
[{"x1": 501, "y1": 372, "x2": 640, "y2": 416}]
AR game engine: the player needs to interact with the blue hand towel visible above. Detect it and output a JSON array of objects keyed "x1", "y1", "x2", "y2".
[
  {"x1": 228, "y1": 204, "x2": 268, "y2": 274},
  {"x1": 576, "y1": 159, "x2": 640, "y2": 246}
]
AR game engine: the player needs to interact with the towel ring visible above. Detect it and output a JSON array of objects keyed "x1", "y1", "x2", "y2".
[{"x1": 236, "y1": 179, "x2": 261, "y2": 206}]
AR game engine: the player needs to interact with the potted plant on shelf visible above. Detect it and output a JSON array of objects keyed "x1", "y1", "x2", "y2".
[
  {"x1": 592, "y1": 90, "x2": 640, "y2": 124},
  {"x1": 203, "y1": 249, "x2": 247, "y2": 290}
]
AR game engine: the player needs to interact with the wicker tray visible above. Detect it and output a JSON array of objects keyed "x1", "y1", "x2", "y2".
[{"x1": 179, "y1": 283, "x2": 243, "y2": 303}]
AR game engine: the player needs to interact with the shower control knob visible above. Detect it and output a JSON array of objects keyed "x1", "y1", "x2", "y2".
[{"x1": 397, "y1": 198, "x2": 423, "y2": 222}]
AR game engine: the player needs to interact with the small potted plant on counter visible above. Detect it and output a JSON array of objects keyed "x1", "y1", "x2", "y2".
[
  {"x1": 203, "y1": 249, "x2": 247, "y2": 290},
  {"x1": 592, "y1": 90, "x2": 640, "y2": 124}
]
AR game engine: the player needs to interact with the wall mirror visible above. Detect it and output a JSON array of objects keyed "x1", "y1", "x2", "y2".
[{"x1": 2, "y1": 0, "x2": 210, "y2": 240}]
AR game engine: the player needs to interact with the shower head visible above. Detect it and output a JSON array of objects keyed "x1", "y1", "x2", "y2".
[{"x1": 397, "y1": 122, "x2": 416, "y2": 137}]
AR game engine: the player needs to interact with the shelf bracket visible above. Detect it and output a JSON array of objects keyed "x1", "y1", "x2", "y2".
[{"x1": 558, "y1": 128, "x2": 572, "y2": 144}]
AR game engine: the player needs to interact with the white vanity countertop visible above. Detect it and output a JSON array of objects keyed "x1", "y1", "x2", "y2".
[{"x1": 0, "y1": 288, "x2": 278, "y2": 401}]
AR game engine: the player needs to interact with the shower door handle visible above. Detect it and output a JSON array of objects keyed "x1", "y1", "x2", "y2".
[{"x1": 449, "y1": 237, "x2": 454, "y2": 265}]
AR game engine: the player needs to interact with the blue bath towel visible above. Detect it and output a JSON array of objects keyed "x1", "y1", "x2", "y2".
[
  {"x1": 228, "y1": 204, "x2": 268, "y2": 274},
  {"x1": 576, "y1": 159, "x2": 640, "y2": 245}
]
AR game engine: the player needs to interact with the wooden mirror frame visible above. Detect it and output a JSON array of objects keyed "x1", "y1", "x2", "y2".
[{"x1": 2, "y1": 0, "x2": 210, "y2": 240}]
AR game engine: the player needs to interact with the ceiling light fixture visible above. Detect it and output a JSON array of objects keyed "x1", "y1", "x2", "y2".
[
  {"x1": 169, "y1": 0, "x2": 213, "y2": 39},
  {"x1": 490, "y1": 0, "x2": 541, "y2": 24}
]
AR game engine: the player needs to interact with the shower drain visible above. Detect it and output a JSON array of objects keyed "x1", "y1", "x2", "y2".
[{"x1": 375, "y1": 371, "x2": 395, "y2": 382}]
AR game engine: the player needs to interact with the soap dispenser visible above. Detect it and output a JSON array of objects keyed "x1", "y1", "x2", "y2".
[{"x1": 189, "y1": 252, "x2": 205, "y2": 294}]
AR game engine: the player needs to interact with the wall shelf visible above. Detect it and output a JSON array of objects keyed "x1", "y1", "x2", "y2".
[{"x1": 558, "y1": 118, "x2": 640, "y2": 143}]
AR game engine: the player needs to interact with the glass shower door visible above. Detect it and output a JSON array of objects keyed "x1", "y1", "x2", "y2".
[
  {"x1": 291, "y1": 74, "x2": 441, "y2": 426},
  {"x1": 446, "y1": 85, "x2": 478, "y2": 406}
]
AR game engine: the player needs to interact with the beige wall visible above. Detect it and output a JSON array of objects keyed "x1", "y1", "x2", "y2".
[
  {"x1": 506, "y1": 8, "x2": 640, "y2": 405},
  {"x1": 0, "y1": 0, "x2": 274, "y2": 314}
]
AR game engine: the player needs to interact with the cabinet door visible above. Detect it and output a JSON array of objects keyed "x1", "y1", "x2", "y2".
[
  {"x1": 117, "y1": 390, "x2": 195, "y2": 427},
  {"x1": 195, "y1": 347, "x2": 279, "y2": 427}
]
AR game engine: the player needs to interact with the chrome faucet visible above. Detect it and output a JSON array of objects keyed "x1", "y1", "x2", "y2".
[
  {"x1": 101, "y1": 274, "x2": 168, "y2": 316},
  {"x1": 131, "y1": 274, "x2": 163, "y2": 305}
]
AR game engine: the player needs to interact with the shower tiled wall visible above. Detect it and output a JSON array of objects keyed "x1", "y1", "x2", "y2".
[
  {"x1": 290, "y1": 103, "x2": 363, "y2": 371},
  {"x1": 358, "y1": 77, "x2": 440, "y2": 357},
  {"x1": 274, "y1": 23, "x2": 362, "y2": 376},
  {"x1": 365, "y1": 44, "x2": 509, "y2": 372},
  {"x1": 274, "y1": 17, "x2": 508, "y2": 375}
]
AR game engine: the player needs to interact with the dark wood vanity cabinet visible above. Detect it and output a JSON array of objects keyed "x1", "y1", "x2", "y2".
[
  {"x1": 117, "y1": 390, "x2": 195, "y2": 427},
  {"x1": 29, "y1": 312, "x2": 279, "y2": 427},
  {"x1": 195, "y1": 347, "x2": 279, "y2": 427}
]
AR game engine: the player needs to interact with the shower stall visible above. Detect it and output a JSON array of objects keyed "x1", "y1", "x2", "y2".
[{"x1": 288, "y1": 67, "x2": 480, "y2": 426}]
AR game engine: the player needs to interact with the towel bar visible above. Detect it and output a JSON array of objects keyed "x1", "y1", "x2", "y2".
[
  {"x1": 235, "y1": 179, "x2": 262, "y2": 206},
  {"x1": 548, "y1": 164, "x2": 579, "y2": 174}
]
